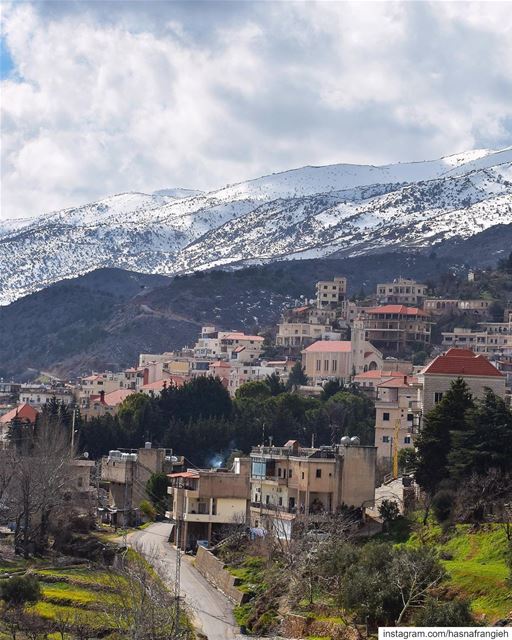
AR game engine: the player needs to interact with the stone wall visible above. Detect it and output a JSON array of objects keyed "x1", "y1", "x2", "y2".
[{"x1": 195, "y1": 546, "x2": 247, "y2": 605}]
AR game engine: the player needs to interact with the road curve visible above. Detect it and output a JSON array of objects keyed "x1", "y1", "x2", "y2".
[{"x1": 129, "y1": 522, "x2": 240, "y2": 640}]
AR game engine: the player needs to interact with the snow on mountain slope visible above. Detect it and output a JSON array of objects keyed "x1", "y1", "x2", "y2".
[{"x1": 0, "y1": 148, "x2": 511, "y2": 305}]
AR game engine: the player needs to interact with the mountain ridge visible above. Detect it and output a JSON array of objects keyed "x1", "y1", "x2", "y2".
[{"x1": 1, "y1": 147, "x2": 511, "y2": 305}]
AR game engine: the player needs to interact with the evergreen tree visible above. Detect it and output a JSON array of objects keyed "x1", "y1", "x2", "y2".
[
  {"x1": 448, "y1": 388, "x2": 512, "y2": 481},
  {"x1": 265, "y1": 372, "x2": 286, "y2": 396},
  {"x1": 415, "y1": 378, "x2": 474, "y2": 495},
  {"x1": 286, "y1": 361, "x2": 308, "y2": 389}
]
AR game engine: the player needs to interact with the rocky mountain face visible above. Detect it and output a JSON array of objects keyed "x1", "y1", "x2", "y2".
[{"x1": 1, "y1": 148, "x2": 511, "y2": 305}]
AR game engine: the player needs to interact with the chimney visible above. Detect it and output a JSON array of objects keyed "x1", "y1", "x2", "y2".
[
  {"x1": 99, "y1": 390, "x2": 105, "y2": 404},
  {"x1": 143, "y1": 368, "x2": 149, "y2": 386}
]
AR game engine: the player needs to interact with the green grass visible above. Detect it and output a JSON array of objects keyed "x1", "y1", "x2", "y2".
[
  {"x1": 402, "y1": 522, "x2": 511, "y2": 622},
  {"x1": 227, "y1": 556, "x2": 266, "y2": 594}
]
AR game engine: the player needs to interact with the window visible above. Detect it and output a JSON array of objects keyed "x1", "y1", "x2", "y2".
[
  {"x1": 301, "y1": 472, "x2": 305, "y2": 479},
  {"x1": 383, "y1": 412, "x2": 390, "y2": 421},
  {"x1": 278, "y1": 497, "x2": 283, "y2": 506},
  {"x1": 383, "y1": 435, "x2": 390, "y2": 443},
  {"x1": 316, "y1": 469, "x2": 322, "y2": 478},
  {"x1": 288, "y1": 470, "x2": 292, "y2": 479},
  {"x1": 332, "y1": 360, "x2": 337, "y2": 372},
  {"x1": 407, "y1": 413, "x2": 413, "y2": 422},
  {"x1": 316, "y1": 360, "x2": 321, "y2": 371},
  {"x1": 404, "y1": 436, "x2": 411, "y2": 444},
  {"x1": 434, "y1": 392, "x2": 444, "y2": 404},
  {"x1": 324, "y1": 360, "x2": 329, "y2": 371},
  {"x1": 278, "y1": 468, "x2": 282, "y2": 477},
  {"x1": 265, "y1": 495, "x2": 270, "y2": 504}
]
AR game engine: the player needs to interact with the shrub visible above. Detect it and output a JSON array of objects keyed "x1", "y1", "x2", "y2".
[
  {"x1": 432, "y1": 489, "x2": 456, "y2": 524},
  {"x1": 415, "y1": 597, "x2": 475, "y2": 626},
  {"x1": 140, "y1": 499, "x2": 157, "y2": 521},
  {"x1": 1, "y1": 575, "x2": 41, "y2": 607},
  {"x1": 379, "y1": 499, "x2": 400, "y2": 523}
]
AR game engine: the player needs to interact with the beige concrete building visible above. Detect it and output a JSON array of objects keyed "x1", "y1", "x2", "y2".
[
  {"x1": 166, "y1": 459, "x2": 250, "y2": 549},
  {"x1": 424, "y1": 298, "x2": 493, "y2": 316},
  {"x1": 316, "y1": 277, "x2": 347, "y2": 309},
  {"x1": 249, "y1": 440, "x2": 376, "y2": 539},
  {"x1": 360, "y1": 305, "x2": 431, "y2": 353},
  {"x1": 302, "y1": 332, "x2": 382, "y2": 385},
  {"x1": 374, "y1": 376, "x2": 421, "y2": 461},
  {"x1": 194, "y1": 327, "x2": 264, "y2": 364},
  {"x1": 276, "y1": 321, "x2": 341, "y2": 349},
  {"x1": 442, "y1": 320, "x2": 512, "y2": 357},
  {"x1": 101, "y1": 444, "x2": 181, "y2": 526},
  {"x1": 418, "y1": 348, "x2": 506, "y2": 415},
  {"x1": 376, "y1": 279, "x2": 428, "y2": 306}
]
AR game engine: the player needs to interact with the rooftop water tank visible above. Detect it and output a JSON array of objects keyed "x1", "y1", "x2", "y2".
[
  {"x1": 350, "y1": 436, "x2": 361, "y2": 445},
  {"x1": 340, "y1": 436, "x2": 351, "y2": 446}
]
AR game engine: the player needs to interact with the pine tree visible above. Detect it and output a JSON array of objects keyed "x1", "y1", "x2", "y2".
[
  {"x1": 415, "y1": 378, "x2": 474, "y2": 495},
  {"x1": 448, "y1": 388, "x2": 512, "y2": 481},
  {"x1": 286, "y1": 361, "x2": 308, "y2": 389}
]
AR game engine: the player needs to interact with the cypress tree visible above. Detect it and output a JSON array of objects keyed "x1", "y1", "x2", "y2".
[
  {"x1": 448, "y1": 388, "x2": 512, "y2": 481},
  {"x1": 415, "y1": 378, "x2": 474, "y2": 495}
]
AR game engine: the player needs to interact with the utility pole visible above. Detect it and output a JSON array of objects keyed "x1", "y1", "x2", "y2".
[
  {"x1": 174, "y1": 507, "x2": 182, "y2": 637},
  {"x1": 70, "y1": 404, "x2": 77, "y2": 457}
]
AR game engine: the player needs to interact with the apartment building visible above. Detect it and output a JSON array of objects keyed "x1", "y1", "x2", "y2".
[
  {"x1": 19, "y1": 384, "x2": 75, "y2": 408},
  {"x1": 360, "y1": 305, "x2": 431, "y2": 353},
  {"x1": 376, "y1": 278, "x2": 428, "y2": 306},
  {"x1": 374, "y1": 376, "x2": 421, "y2": 461},
  {"x1": 442, "y1": 320, "x2": 512, "y2": 357},
  {"x1": 424, "y1": 298, "x2": 493, "y2": 316},
  {"x1": 101, "y1": 443, "x2": 182, "y2": 526},
  {"x1": 276, "y1": 321, "x2": 341, "y2": 349},
  {"x1": 167, "y1": 458, "x2": 250, "y2": 549},
  {"x1": 418, "y1": 348, "x2": 506, "y2": 415},
  {"x1": 194, "y1": 327, "x2": 264, "y2": 364},
  {"x1": 316, "y1": 276, "x2": 347, "y2": 309},
  {"x1": 249, "y1": 439, "x2": 376, "y2": 540}
]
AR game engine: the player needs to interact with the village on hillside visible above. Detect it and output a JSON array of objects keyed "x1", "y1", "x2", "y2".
[{"x1": 1, "y1": 265, "x2": 512, "y2": 636}]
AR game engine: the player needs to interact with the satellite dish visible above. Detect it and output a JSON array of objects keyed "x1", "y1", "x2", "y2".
[{"x1": 83, "y1": 452, "x2": 89, "y2": 459}]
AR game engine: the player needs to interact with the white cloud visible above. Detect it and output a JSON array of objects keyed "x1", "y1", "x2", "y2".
[{"x1": 1, "y1": 0, "x2": 511, "y2": 218}]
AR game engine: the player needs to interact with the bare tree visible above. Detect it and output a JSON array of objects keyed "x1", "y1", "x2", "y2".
[
  {"x1": 105, "y1": 547, "x2": 178, "y2": 640},
  {"x1": 390, "y1": 547, "x2": 446, "y2": 625}
]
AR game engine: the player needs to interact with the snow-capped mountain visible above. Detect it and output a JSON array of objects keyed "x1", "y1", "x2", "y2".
[{"x1": 1, "y1": 148, "x2": 511, "y2": 306}]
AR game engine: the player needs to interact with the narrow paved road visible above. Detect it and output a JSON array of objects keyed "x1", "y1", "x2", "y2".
[{"x1": 129, "y1": 523, "x2": 239, "y2": 640}]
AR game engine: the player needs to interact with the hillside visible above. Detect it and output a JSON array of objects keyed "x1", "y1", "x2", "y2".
[
  {"x1": 3, "y1": 239, "x2": 512, "y2": 380},
  {"x1": 0, "y1": 148, "x2": 511, "y2": 305}
]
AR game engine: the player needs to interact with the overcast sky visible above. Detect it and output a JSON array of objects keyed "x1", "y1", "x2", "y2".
[{"x1": 1, "y1": 1, "x2": 512, "y2": 219}]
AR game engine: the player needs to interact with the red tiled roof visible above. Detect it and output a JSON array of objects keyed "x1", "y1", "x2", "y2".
[
  {"x1": 421, "y1": 350, "x2": 503, "y2": 378},
  {"x1": 210, "y1": 361, "x2": 231, "y2": 368},
  {"x1": 168, "y1": 471, "x2": 199, "y2": 479},
  {"x1": 444, "y1": 348, "x2": 477, "y2": 358},
  {"x1": 223, "y1": 333, "x2": 264, "y2": 341},
  {"x1": 365, "y1": 305, "x2": 428, "y2": 317},
  {"x1": 378, "y1": 376, "x2": 417, "y2": 388},
  {"x1": 103, "y1": 389, "x2": 136, "y2": 406},
  {"x1": 141, "y1": 377, "x2": 185, "y2": 391},
  {"x1": 354, "y1": 370, "x2": 407, "y2": 380},
  {"x1": 303, "y1": 340, "x2": 352, "y2": 353},
  {"x1": 0, "y1": 403, "x2": 39, "y2": 425}
]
